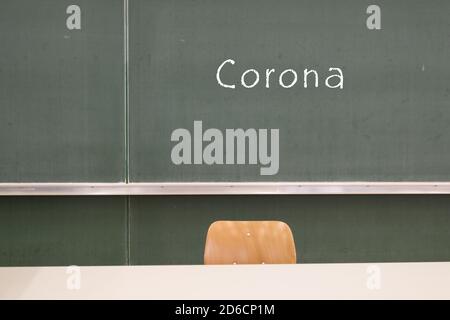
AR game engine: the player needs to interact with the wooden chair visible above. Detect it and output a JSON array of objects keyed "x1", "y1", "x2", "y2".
[{"x1": 204, "y1": 221, "x2": 296, "y2": 264}]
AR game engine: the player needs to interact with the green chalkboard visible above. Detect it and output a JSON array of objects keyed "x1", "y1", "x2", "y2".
[
  {"x1": 129, "y1": 0, "x2": 450, "y2": 182},
  {"x1": 2, "y1": 0, "x2": 450, "y2": 183},
  {"x1": 0, "y1": 0, "x2": 125, "y2": 182}
]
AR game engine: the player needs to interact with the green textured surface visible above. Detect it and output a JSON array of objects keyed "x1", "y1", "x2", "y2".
[
  {"x1": 0, "y1": 197, "x2": 127, "y2": 266},
  {"x1": 0, "y1": 0, "x2": 124, "y2": 182},
  {"x1": 130, "y1": 195, "x2": 450, "y2": 265},
  {"x1": 130, "y1": 0, "x2": 450, "y2": 182}
]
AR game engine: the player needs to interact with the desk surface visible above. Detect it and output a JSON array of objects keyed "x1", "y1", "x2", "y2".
[{"x1": 1, "y1": 262, "x2": 449, "y2": 299}]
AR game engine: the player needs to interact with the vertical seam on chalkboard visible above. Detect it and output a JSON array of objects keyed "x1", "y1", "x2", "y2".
[
  {"x1": 124, "y1": 0, "x2": 130, "y2": 183},
  {"x1": 126, "y1": 195, "x2": 131, "y2": 265},
  {"x1": 124, "y1": 0, "x2": 131, "y2": 266}
]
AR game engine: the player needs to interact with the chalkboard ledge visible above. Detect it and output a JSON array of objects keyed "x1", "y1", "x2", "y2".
[{"x1": 1, "y1": 182, "x2": 450, "y2": 195}]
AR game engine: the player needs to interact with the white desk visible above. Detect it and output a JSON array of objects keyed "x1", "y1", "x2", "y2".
[{"x1": 0, "y1": 262, "x2": 449, "y2": 299}]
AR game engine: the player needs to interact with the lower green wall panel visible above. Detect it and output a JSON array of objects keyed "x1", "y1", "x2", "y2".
[
  {"x1": 130, "y1": 195, "x2": 450, "y2": 265},
  {"x1": 0, "y1": 197, "x2": 127, "y2": 266},
  {"x1": 1, "y1": 195, "x2": 450, "y2": 266}
]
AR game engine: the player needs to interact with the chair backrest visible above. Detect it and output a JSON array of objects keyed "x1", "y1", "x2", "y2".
[{"x1": 204, "y1": 221, "x2": 296, "y2": 265}]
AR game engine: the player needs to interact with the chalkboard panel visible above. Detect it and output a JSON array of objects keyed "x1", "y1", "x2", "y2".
[
  {"x1": 0, "y1": 196, "x2": 127, "y2": 266},
  {"x1": 129, "y1": 0, "x2": 450, "y2": 182},
  {"x1": 0, "y1": 0, "x2": 124, "y2": 182}
]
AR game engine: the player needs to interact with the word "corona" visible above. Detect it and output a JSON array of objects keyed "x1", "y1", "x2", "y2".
[{"x1": 216, "y1": 59, "x2": 344, "y2": 89}]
